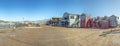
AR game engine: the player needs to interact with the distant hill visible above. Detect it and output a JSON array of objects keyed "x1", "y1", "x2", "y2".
[
  {"x1": 0, "y1": 20, "x2": 9, "y2": 23},
  {"x1": 0, "y1": 19, "x2": 50, "y2": 25},
  {"x1": 36, "y1": 19, "x2": 50, "y2": 24}
]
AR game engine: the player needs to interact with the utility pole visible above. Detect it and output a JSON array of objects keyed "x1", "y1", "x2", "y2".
[{"x1": 23, "y1": 18, "x2": 25, "y2": 27}]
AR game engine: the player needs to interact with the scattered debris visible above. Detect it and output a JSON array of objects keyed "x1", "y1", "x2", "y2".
[
  {"x1": 99, "y1": 29, "x2": 120, "y2": 37},
  {"x1": 10, "y1": 35, "x2": 16, "y2": 37},
  {"x1": 0, "y1": 30, "x2": 6, "y2": 33}
]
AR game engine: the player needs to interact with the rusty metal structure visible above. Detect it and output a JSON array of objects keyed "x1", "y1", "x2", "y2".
[{"x1": 48, "y1": 12, "x2": 120, "y2": 29}]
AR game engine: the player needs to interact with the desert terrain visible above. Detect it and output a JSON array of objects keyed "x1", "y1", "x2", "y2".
[{"x1": 0, "y1": 25, "x2": 120, "y2": 46}]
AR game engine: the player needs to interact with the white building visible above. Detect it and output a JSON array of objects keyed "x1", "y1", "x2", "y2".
[{"x1": 62, "y1": 12, "x2": 80, "y2": 27}]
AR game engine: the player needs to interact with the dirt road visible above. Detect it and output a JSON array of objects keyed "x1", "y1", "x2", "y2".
[{"x1": 0, "y1": 26, "x2": 120, "y2": 46}]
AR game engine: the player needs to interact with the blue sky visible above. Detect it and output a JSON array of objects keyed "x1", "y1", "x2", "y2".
[{"x1": 0, "y1": 0, "x2": 120, "y2": 21}]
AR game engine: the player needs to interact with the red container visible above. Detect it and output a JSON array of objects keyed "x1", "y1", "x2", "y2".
[
  {"x1": 87, "y1": 18, "x2": 94, "y2": 28},
  {"x1": 100, "y1": 20, "x2": 109, "y2": 29},
  {"x1": 94, "y1": 22, "x2": 99, "y2": 28},
  {"x1": 80, "y1": 14, "x2": 91, "y2": 28}
]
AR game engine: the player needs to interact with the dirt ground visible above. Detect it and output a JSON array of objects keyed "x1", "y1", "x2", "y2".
[{"x1": 0, "y1": 25, "x2": 120, "y2": 46}]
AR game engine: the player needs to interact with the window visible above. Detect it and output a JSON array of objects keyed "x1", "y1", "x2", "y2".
[{"x1": 71, "y1": 16, "x2": 74, "y2": 19}]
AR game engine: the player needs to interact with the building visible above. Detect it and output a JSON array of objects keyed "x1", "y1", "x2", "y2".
[
  {"x1": 117, "y1": 17, "x2": 120, "y2": 27},
  {"x1": 48, "y1": 12, "x2": 120, "y2": 29},
  {"x1": 61, "y1": 12, "x2": 80, "y2": 27},
  {"x1": 109, "y1": 15, "x2": 118, "y2": 28}
]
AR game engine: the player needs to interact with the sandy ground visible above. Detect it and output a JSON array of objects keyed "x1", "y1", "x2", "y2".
[{"x1": 0, "y1": 25, "x2": 120, "y2": 46}]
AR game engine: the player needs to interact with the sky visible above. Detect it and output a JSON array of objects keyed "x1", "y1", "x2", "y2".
[{"x1": 0, "y1": 0, "x2": 120, "y2": 21}]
